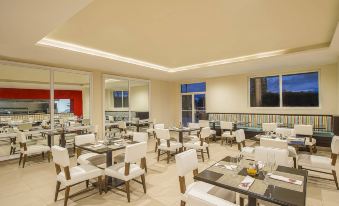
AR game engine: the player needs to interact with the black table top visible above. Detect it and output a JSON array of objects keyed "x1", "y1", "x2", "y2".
[{"x1": 194, "y1": 156, "x2": 307, "y2": 206}]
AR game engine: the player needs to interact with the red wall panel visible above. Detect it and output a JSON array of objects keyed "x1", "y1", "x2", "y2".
[{"x1": 0, "y1": 88, "x2": 83, "y2": 116}]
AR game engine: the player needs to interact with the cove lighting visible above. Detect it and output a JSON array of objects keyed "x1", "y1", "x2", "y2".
[{"x1": 37, "y1": 38, "x2": 327, "y2": 73}]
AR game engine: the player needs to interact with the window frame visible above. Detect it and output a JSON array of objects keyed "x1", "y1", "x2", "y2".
[{"x1": 248, "y1": 70, "x2": 321, "y2": 109}]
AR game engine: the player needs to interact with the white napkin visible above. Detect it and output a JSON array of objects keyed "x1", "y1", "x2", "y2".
[
  {"x1": 92, "y1": 143, "x2": 104, "y2": 148},
  {"x1": 215, "y1": 163, "x2": 237, "y2": 171},
  {"x1": 269, "y1": 174, "x2": 303, "y2": 185},
  {"x1": 239, "y1": 176, "x2": 255, "y2": 190}
]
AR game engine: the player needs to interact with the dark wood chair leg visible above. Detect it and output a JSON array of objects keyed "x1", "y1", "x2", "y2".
[
  {"x1": 141, "y1": 157, "x2": 147, "y2": 173},
  {"x1": 293, "y1": 157, "x2": 297, "y2": 168},
  {"x1": 201, "y1": 149, "x2": 204, "y2": 162},
  {"x1": 98, "y1": 176, "x2": 103, "y2": 194},
  {"x1": 19, "y1": 153, "x2": 23, "y2": 166},
  {"x1": 167, "y1": 151, "x2": 170, "y2": 164},
  {"x1": 64, "y1": 186, "x2": 70, "y2": 206},
  {"x1": 104, "y1": 175, "x2": 108, "y2": 193},
  {"x1": 240, "y1": 197, "x2": 244, "y2": 206},
  {"x1": 126, "y1": 180, "x2": 130, "y2": 202},
  {"x1": 333, "y1": 170, "x2": 339, "y2": 190},
  {"x1": 154, "y1": 142, "x2": 158, "y2": 152},
  {"x1": 206, "y1": 147, "x2": 210, "y2": 159},
  {"x1": 86, "y1": 180, "x2": 89, "y2": 188},
  {"x1": 141, "y1": 174, "x2": 146, "y2": 193},
  {"x1": 42, "y1": 152, "x2": 44, "y2": 160},
  {"x1": 157, "y1": 149, "x2": 160, "y2": 162},
  {"x1": 180, "y1": 200, "x2": 186, "y2": 206},
  {"x1": 54, "y1": 181, "x2": 61, "y2": 201},
  {"x1": 22, "y1": 154, "x2": 27, "y2": 168},
  {"x1": 47, "y1": 151, "x2": 51, "y2": 162}
]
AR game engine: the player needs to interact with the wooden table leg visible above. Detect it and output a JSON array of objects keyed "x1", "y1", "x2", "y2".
[
  {"x1": 248, "y1": 196, "x2": 257, "y2": 206},
  {"x1": 106, "y1": 151, "x2": 112, "y2": 185},
  {"x1": 179, "y1": 131, "x2": 183, "y2": 152}
]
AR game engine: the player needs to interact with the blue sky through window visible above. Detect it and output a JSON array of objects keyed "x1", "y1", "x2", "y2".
[
  {"x1": 266, "y1": 76, "x2": 280, "y2": 93},
  {"x1": 282, "y1": 72, "x2": 318, "y2": 92}
]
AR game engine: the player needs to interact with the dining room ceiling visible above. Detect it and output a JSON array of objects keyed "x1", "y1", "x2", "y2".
[{"x1": 1, "y1": 0, "x2": 339, "y2": 80}]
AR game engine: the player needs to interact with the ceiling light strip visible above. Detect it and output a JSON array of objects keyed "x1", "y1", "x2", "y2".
[{"x1": 37, "y1": 38, "x2": 169, "y2": 72}]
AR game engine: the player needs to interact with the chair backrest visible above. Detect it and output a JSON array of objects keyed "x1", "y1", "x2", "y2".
[
  {"x1": 108, "y1": 116, "x2": 114, "y2": 122},
  {"x1": 82, "y1": 119, "x2": 90, "y2": 125},
  {"x1": 17, "y1": 132, "x2": 27, "y2": 143},
  {"x1": 294, "y1": 124, "x2": 313, "y2": 136},
  {"x1": 125, "y1": 142, "x2": 147, "y2": 163},
  {"x1": 198, "y1": 120, "x2": 210, "y2": 128},
  {"x1": 155, "y1": 128, "x2": 170, "y2": 140},
  {"x1": 262, "y1": 123, "x2": 278, "y2": 132},
  {"x1": 255, "y1": 146, "x2": 289, "y2": 167},
  {"x1": 154, "y1": 123, "x2": 165, "y2": 129},
  {"x1": 331, "y1": 136, "x2": 339, "y2": 154},
  {"x1": 133, "y1": 132, "x2": 148, "y2": 142},
  {"x1": 52, "y1": 146, "x2": 70, "y2": 167},
  {"x1": 235, "y1": 129, "x2": 245, "y2": 143},
  {"x1": 275, "y1": 128, "x2": 295, "y2": 137},
  {"x1": 200, "y1": 127, "x2": 211, "y2": 139},
  {"x1": 260, "y1": 138, "x2": 288, "y2": 149},
  {"x1": 74, "y1": 133, "x2": 95, "y2": 145},
  {"x1": 132, "y1": 117, "x2": 140, "y2": 123},
  {"x1": 175, "y1": 149, "x2": 198, "y2": 177},
  {"x1": 220, "y1": 121, "x2": 233, "y2": 130},
  {"x1": 186, "y1": 194, "x2": 219, "y2": 206},
  {"x1": 118, "y1": 121, "x2": 127, "y2": 129},
  {"x1": 188, "y1": 123, "x2": 200, "y2": 129}
]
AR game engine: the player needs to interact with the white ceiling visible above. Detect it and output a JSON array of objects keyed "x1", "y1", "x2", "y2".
[{"x1": 0, "y1": 0, "x2": 339, "y2": 81}]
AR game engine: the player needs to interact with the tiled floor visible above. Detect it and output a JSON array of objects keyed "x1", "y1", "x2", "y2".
[{"x1": 0, "y1": 138, "x2": 338, "y2": 206}]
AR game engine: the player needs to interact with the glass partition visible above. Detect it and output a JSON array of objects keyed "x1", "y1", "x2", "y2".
[
  {"x1": 0, "y1": 62, "x2": 50, "y2": 159},
  {"x1": 129, "y1": 80, "x2": 150, "y2": 121},
  {"x1": 105, "y1": 78, "x2": 129, "y2": 122}
]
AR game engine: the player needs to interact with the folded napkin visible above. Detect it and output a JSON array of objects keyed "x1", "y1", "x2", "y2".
[
  {"x1": 92, "y1": 143, "x2": 104, "y2": 148},
  {"x1": 215, "y1": 162, "x2": 237, "y2": 171},
  {"x1": 269, "y1": 174, "x2": 303, "y2": 185},
  {"x1": 239, "y1": 176, "x2": 255, "y2": 190}
]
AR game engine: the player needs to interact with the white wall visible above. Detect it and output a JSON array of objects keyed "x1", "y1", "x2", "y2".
[
  {"x1": 205, "y1": 64, "x2": 338, "y2": 115},
  {"x1": 130, "y1": 85, "x2": 149, "y2": 112}
]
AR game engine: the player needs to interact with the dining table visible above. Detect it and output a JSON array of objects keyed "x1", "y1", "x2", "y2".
[
  {"x1": 41, "y1": 125, "x2": 91, "y2": 147},
  {"x1": 126, "y1": 121, "x2": 151, "y2": 132},
  {"x1": 75, "y1": 138, "x2": 138, "y2": 187},
  {"x1": 253, "y1": 134, "x2": 306, "y2": 148},
  {"x1": 195, "y1": 156, "x2": 308, "y2": 206},
  {"x1": 169, "y1": 127, "x2": 200, "y2": 152}
]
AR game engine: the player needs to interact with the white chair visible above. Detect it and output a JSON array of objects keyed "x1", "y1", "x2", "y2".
[
  {"x1": 74, "y1": 134, "x2": 105, "y2": 166},
  {"x1": 175, "y1": 149, "x2": 236, "y2": 206},
  {"x1": 275, "y1": 128, "x2": 295, "y2": 138},
  {"x1": 255, "y1": 146, "x2": 293, "y2": 167},
  {"x1": 52, "y1": 146, "x2": 103, "y2": 206},
  {"x1": 220, "y1": 121, "x2": 235, "y2": 146},
  {"x1": 133, "y1": 132, "x2": 148, "y2": 143},
  {"x1": 294, "y1": 124, "x2": 316, "y2": 153},
  {"x1": 118, "y1": 121, "x2": 134, "y2": 137},
  {"x1": 298, "y1": 136, "x2": 339, "y2": 189},
  {"x1": 262, "y1": 123, "x2": 278, "y2": 133},
  {"x1": 187, "y1": 123, "x2": 201, "y2": 139},
  {"x1": 260, "y1": 137, "x2": 297, "y2": 168},
  {"x1": 155, "y1": 128, "x2": 182, "y2": 163},
  {"x1": 104, "y1": 142, "x2": 147, "y2": 202},
  {"x1": 153, "y1": 123, "x2": 165, "y2": 152},
  {"x1": 199, "y1": 120, "x2": 216, "y2": 140},
  {"x1": 183, "y1": 127, "x2": 210, "y2": 162},
  {"x1": 18, "y1": 132, "x2": 50, "y2": 168},
  {"x1": 234, "y1": 129, "x2": 254, "y2": 159}
]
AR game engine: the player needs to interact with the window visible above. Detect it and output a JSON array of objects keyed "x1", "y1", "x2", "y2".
[
  {"x1": 181, "y1": 82, "x2": 206, "y2": 93},
  {"x1": 250, "y1": 76, "x2": 280, "y2": 107},
  {"x1": 181, "y1": 82, "x2": 206, "y2": 126},
  {"x1": 55, "y1": 99, "x2": 71, "y2": 113},
  {"x1": 249, "y1": 71, "x2": 319, "y2": 107},
  {"x1": 113, "y1": 91, "x2": 129, "y2": 108},
  {"x1": 282, "y1": 72, "x2": 319, "y2": 107}
]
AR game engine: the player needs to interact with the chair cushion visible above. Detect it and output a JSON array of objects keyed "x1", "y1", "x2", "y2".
[
  {"x1": 210, "y1": 130, "x2": 216, "y2": 135},
  {"x1": 221, "y1": 131, "x2": 235, "y2": 138},
  {"x1": 183, "y1": 181, "x2": 236, "y2": 205},
  {"x1": 105, "y1": 163, "x2": 144, "y2": 181},
  {"x1": 22, "y1": 145, "x2": 50, "y2": 155},
  {"x1": 57, "y1": 164, "x2": 103, "y2": 186},
  {"x1": 298, "y1": 154, "x2": 333, "y2": 170},
  {"x1": 184, "y1": 141, "x2": 208, "y2": 150},
  {"x1": 305, "y1": 138, "x2": 317, "y2": 146},
  {"x1": 241, "y1": 147, "x2": 255, "y2": 159},
  {"x1": 158, "y1": 142, "x2": 182, "y2": 151}
]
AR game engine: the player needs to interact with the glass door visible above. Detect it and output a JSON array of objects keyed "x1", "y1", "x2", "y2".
[{"x1": 181, "y1": 93, "x2": 206, "y2": 126}]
